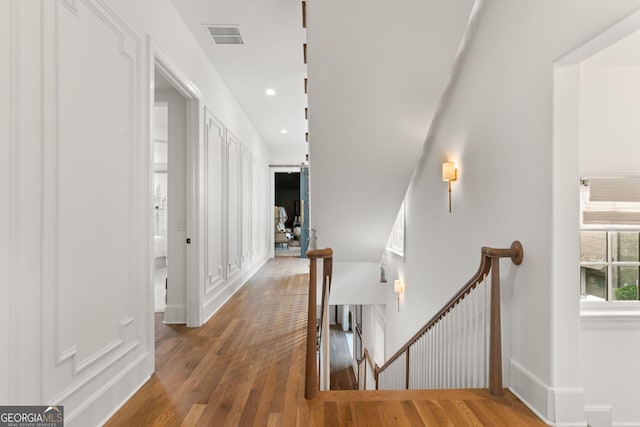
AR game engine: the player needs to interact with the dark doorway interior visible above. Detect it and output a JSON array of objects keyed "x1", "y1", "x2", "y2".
[{"x1": 275, "y1": 172, "x2": 300, "y2": 229}]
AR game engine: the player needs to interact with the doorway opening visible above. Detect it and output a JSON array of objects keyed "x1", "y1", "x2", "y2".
[
  {"x1": 151, "y1": 54, "x2": 202, "y2": 329},
  {"x1": 274, "y1": 171, "x2": 301, "y2": 257},
  {"x1": 270, "y1": 165, "x2": 310, "y2": 258},
  {"x1": 327, "y1": 304, "x2": 357, "y2": 390},
  {"x1": 152, "y1": 70, "x2": 190, "y2": 323},
  {"x1": 152, "y1": 101, "x2": 169, "y2": 313}
]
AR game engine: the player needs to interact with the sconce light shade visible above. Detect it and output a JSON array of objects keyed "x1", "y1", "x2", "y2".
[
  {"x1": 442, "y1": 162, "x2": 458, "y2": 182},
  {"x1": 394, "y1": 280, "x2": 403, "y2": 312},
  {"x1": 442, "y1": 161, "x2": 458, "y2": 213},
  {"x1": 394, "y1": 279, "x2": 403, "y2": 295}
]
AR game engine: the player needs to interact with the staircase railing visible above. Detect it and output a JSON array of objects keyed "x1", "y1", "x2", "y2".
[
  {"x1": 305, "y1": 247, "x2": 333, "y2": 399},
  {"x1": 373, "y1": 241, "x2": 523, "y2": 396},
  {"x1": 357, "y1": 348, "x2": 379, "y2": 391}
]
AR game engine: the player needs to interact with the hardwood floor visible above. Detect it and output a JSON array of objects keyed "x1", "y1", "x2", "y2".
[
  {"x1": 106, "y1": 257, "x2": 546, "y2": 426},
  {"x1": 330, "y1": 325, "x2": 358, "y2": 391}
]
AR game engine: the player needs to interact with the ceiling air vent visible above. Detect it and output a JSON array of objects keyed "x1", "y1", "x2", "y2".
[{"x1": 205, "y1": 25, "x2": 244, "y2": 45}]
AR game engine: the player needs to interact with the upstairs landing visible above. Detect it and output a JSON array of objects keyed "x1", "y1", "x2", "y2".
[{"x1": 106, "y1": 258, "x2": 544, "y2": 426}]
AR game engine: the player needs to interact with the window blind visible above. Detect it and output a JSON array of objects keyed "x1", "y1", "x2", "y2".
[{"x1": 582, "y1": 177, "x2": 640, "y2": 225}]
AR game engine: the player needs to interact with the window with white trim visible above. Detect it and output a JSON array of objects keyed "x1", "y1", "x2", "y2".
[
  {"x1": 387, "y1": 201, "x2": 405, "y2": 256},
  {"x1": 580, "y1": 177, "x2": 640, "y2": 301},
  {"x1": 580, "y1": 230, "x2": 640, "y2": 301}
]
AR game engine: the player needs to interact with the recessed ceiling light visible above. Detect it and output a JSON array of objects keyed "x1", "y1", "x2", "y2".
[
  {"x1": 280, "y1": 129, "x2": 288, "y2": 134},
  {"x1": 265, "y1": 88, "x2": 276, "y2": 96}
]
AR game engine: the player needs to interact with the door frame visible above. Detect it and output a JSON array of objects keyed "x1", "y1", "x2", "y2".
[
  {"x1": 270, "y1": 166, "x2": 301, "y2": 258},
  {"x1": 149, "y1": 40, "x2": 204, "y2": 333}
]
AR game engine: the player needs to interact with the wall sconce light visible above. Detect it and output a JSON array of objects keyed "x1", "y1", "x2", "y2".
[
  {"x1": 442, "y1": 161, "x2": 458, "y2": 213},
  {"x1": 394, "y1": 279, "x2": 404, "y2": 312}
]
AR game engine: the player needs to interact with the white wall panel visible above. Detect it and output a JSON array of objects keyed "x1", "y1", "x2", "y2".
[
  {"x1": 204, "y1": 109, "x2": 225, "y2": 291},
  {"x1": 241, "y1": 149, "x2": 252, "y2": 265},
  {"x1": 227, "y1": 132, "x2": 241, "y2": 277},
  {"x1": 251, "y1": 158, "x2": 259, "y2": 258},
  {"x1": 41, "y1": 0, "x2": 146, "y2": 419},
  {"x1": 0, "y1": 0, "x2": 12, "y2": 404},
  {"x1": 262, "y1": 165, "x2": 269, "y2": 255},
  {"x1": 55, "y1": 0, "x2": 137, "y2": 368}
]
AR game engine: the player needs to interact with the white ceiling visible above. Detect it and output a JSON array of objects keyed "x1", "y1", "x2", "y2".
[{"x1": 169, "y1": 0, "x2": 308, "y2": 161}]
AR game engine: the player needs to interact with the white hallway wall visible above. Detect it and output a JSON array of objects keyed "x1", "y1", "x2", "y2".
[
  {"x1": 1, "y1": 0, "x2": 11, "y2": 405},
  {"x1": 3, "y1": 0, "x2": 270, "y2": 425},
  {"x1": 380, "y1": 1, "x2": 640, "y2": 426}
]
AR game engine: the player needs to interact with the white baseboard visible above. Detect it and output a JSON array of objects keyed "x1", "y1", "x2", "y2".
[
  {"x1": 509, "y1": 359, "x2": 586, "y2": 427},
  {"x1": 585, "y1": 405, "x2": 613, "y2": 427},
  {"x1": 66, "y1": 353, "x2": 152, "y2": 427},
  {"x1": 164, "y1": 304, "x2": 186, "y2": 324},
  {"x1": 62, "y1": 255, "x2": 271, "y2": 426},
  {"x1": 202, "y1": 255, "x2": 269, "y2": 323}
]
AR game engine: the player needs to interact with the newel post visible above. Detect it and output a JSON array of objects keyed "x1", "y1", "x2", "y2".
[
  {"x1": 305, "y1": 248, "x2": 333, "y2": 400},
  {"x1": 484, "y1": 240, "x2": 523, "y2": 397},
  {"x1": 489, "y1": 256, "x2": 503, "y2": 396},
  {"x1": 305, "y1": 256, "x2": 318, "y2": 399}
]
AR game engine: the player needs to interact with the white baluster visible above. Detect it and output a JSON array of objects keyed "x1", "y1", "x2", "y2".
[{"x1": 460, "y1": 291, "x2": 473, "y2": 388}]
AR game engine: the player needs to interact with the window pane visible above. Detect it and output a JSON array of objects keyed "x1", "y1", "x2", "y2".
[
  {"x1": 581, "y1": 266, "x2": 607, "y2": 300},
  {"x1": 580, "y1": 231, "x2": 607, "y2": 263},
  {"x1": 612, "y1": 266, "x2": 639, "y2": 301},
  {"x1": 612, "y1": 231, "x2": 640, "y2": 262}
]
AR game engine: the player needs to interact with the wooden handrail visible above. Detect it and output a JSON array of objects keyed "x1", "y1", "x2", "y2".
[
  {"x1": 376, "y1": 241, "x2": 523, "y2": 396},
  {"x1": 305, "y1": 247, "x2": 333, "y2": 400},
  {"x1": 306, "y1": 248, "x2": 333, "y2": 259},
  {"x1": 358, "y1": 348, "x2": 379, "y2": 390},
  {"x1": 363, "y1": 348, "x2": 376, "y2": 373}
]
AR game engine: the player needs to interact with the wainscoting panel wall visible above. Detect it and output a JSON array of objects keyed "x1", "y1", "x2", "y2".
[
  {"x1": 41, "y1": 0, "x2": 147, "y2": 421},
  {"x1": 204, "y1": 108, "x2": 226, "y2": 292},
  {"x1": 7, "y1": 0, "x2": 272, "y2": 424},
  {"x1": 226, "y1": 131, "x2": 242, "y2": 278},
  {"x1": 202, "y1": 125, "x2": 269, "y2": 321},
  {"x1": 241, "y1": 148, "x2": 252, "y2": 265},
  {"x1": 251, "y1": 158, "x2": 261, "y2": 258}
]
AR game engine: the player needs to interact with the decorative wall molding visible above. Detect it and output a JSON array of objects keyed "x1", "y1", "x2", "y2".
[
  {"x1": 59, "y1": 318, "x2": 136, "y2": 375},
  {"x1": 251, "y1": 158, "x2": 259, "y2": 257},
  {"x1": 203, "y1": 255, "x2": 269, "y2": 323},
  {"x1": 240, "y1": 147, "x2": 252, "y2": 266},
  {"x1": 61, "y1": 0, "x2": 78, "y2": 16},
  {"x1": 226, "y1": 130, "x2": 242, "y2": 278},
  {"x1": 50, "y1": 0, "x2": 141, "y2": 375},
  {"x1": 52, "y1": 340, "x2": 141, "y2": 405},
  {"x1": 41, "y1": 0, "x2": 145, "y2": 414},
  {"x1": 74, "y1": 353, "x2": 149, "y2": 425},
  {"x1": 204, "y1": 108, "x2": 225, "y2": 293}
]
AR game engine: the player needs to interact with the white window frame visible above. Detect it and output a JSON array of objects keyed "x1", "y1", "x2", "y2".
[
  {"x1": 386, "y1": 201, "x2": 405, "y2": 257},
  {"x1": 580, "y1": 229, "x2": 640, "y2": 302}
]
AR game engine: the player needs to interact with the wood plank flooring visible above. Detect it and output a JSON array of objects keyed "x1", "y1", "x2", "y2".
[
  {"x1": 106, "y1": 257, "x2": 546, "y2": 426},
  {"x1": 329, "y1": 325, "x2": 358, "y2": 391}
]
